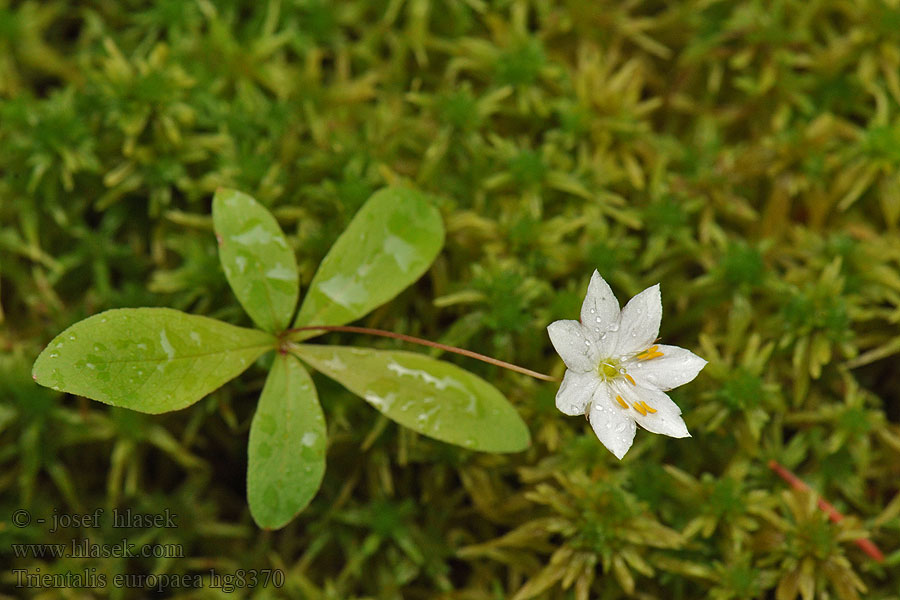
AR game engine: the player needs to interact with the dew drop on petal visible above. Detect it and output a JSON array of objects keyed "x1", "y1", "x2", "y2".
[{"x1": 615, "y1": 422, "x2": 626, "y2": 432}]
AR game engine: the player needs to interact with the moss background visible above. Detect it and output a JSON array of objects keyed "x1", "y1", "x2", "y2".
[{"x1": 2, "y1": 0, "x2": 900, "y2": 598}]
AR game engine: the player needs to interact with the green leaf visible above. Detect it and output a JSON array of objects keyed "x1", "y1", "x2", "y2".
[
  {"x1": 293, "y1": 187, "x2": 444, "y2": 337},
  {"x1": 213, "y1": 187, "x2": 299, "y2": 332},
  {"x1": 248, "y1": 353, "x2": 326, "y2": 529},
  {"x1": 32, "y1": 308, "x2": 275, "y2": 413},
  {"x1": 293, "y1": 345, "x2": 530, "y2": 452}
]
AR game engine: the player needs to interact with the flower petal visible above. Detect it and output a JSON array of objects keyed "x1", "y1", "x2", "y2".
[
  {"x1": 613, "y1": 380, "x2": 690, "y2": 438},
  {"x1": 581, "y1": 270, "x2": 620, "y2": 331},
  {"x1": 627, "y1": 344, "x2": 708, "y2": 391},
  {"x1": 593, "y1": 329, "x2": 620, "y2": 358},
  {"x1": 555, "y1": 369, "x2": 601, "y2": 416},
  {"x1": 615, "y1": 283, "x2": 662, "y2": 356},
  {"x1": 588, "y1": 383, "x2": 637, "y2": 459},
  {"x1": 547, "y1": 319, "x2": 599, "y2": 373}
]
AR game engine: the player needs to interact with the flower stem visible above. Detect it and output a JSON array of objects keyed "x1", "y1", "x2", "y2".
[
  {"x1": 284, "y1": 325, "x2": 559, "y2": 382},
  {"x1": 768, "y1": 460, "x2": 884, "y2": 562}
]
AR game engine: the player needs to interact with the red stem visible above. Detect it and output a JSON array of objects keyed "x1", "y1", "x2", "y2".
[
  {"x1": 768, "y1": 460, "x2": 885, "y2": 562},
  {"x1": 284, "y1": 325, "x2": 559, "y2": 382}
]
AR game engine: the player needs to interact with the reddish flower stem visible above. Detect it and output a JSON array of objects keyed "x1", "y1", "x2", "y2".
[
  {"x1": 284, "y1": 325, "x2": 559, "y2": 382},
  {"x1": 768, "y1": 460, "x2": 884, "y2": 562}
]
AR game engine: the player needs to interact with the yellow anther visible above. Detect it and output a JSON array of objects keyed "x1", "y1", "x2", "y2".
[
  {"x1": 637, "y1": 345, "x2": 663, "y2": 361},
  {"x1": 624, "y1": 373, "x2": 636, "y2": 386},
  {"x1": 641, "y1": 401, "x2": 657, "y2": 414},
  {"x1": 615, "y1": 395, "x2": 629, "y2": 409},
  {"x1": 632, "y1": 401, "x2": 648, "y2": 416}
]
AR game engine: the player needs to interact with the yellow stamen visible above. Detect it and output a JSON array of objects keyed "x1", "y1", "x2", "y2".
[
  {"x1": 615, "y1": 395, "x2": 629, "y2": 409},
  {"x1": 624, "y1": 373, "x2": 636, "y2": 386},
  {"x1": 632, "y1": 401, "x2": 648, "y2": 416},
  {"x1": 636, "y1": 345, "x2": 665, "y2": 361},
  {"x1": 641, "y1": 401, "x2": 657, "y2": 414}
]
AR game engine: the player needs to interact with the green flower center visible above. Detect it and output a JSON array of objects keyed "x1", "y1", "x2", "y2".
[
  {"x1": 599, "y1": 359, "x2": 620, "y2": 380},
  {"x1": 597, "y1": 356, "x2": 652, "y2": 414}
]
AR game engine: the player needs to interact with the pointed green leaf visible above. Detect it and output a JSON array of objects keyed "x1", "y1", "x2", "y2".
[
  {"x1": 293, "y1": 187, "x2": 444, "y2": 337},
  {"x1": 213, "y1": 188, "x2": 299, "y2": 332},
  {"x1": 293, "y1": 345, "x2": 530, "y2": 452},
  {"x1": 32, "y1": 309, "x2": 275, "y2": 413},
  {"x1": 248, "y1": 353, "x2": 325, "y2": 529}
]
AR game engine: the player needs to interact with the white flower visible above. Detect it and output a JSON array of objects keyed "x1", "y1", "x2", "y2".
[{"x1": 547, "y1": 271, "x2": 707, "y2": 459}]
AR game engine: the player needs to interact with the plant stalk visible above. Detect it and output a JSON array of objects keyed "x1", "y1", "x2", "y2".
[
  {"x1": 284, "y1": 325, "x2": 559, "y2": 382},
  {"x1": 768, "y1": 460, "x2": 884, "y2": 562}
]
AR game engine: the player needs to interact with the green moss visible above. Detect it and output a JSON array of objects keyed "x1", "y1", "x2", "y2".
[
  {"x1": 494, "y1": 38, "x2": 546, "y2": 87},
  {"x1": 720, "y1": 242, "x2": 765, "y2": 288},
  {"x1": 717, "y1": 369, "x2": 765, "y2": 411},
  {"x1": 438, "y1": 89, "x2": 481, "y2": 131},
  {"x1": 2, "y1": 0, "x2": 897, "y2": 597},
  {"x1": 508, "y1": 149, "x2": 547, "y2": 188}
]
